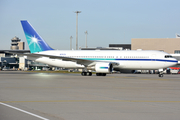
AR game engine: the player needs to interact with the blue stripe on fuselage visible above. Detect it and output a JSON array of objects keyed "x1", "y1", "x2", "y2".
[
  {"x1": 80, "y1": 58, "x2": 178, "y2": 63},
  {"x1": 115, "y1": 59, "x2": 178, "y2": 63}
]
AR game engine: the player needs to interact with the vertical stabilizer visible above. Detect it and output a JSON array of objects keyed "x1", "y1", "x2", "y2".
[{"x1": 21, "y1": 20, "x2": 54, "y2": 53}]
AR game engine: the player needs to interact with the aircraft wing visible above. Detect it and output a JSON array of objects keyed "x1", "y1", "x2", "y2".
[{"x1": 5, "y1": 51, "x2": 119, "y2": 67}]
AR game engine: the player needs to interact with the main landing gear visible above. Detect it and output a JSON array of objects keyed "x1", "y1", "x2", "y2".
[
  {"x1": 81, "y1": 67, "x2": 107, "y2": 76},
  {"x1": 81, "y1": 72, "x2": 107, "y2": 76},
  {"x1": 81, "y1": 72, "x2": 92, "y2": 76},
  {"x1": 96, "y1": 73, "x2": 106, "y2": 76}
]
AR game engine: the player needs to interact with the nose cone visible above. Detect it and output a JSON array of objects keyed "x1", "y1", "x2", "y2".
[
  {"x1": 164, "y1": 58, "x2": 178, "y2": 68},
  {"x1": 170, "y1": 58, "x2": 178, "y2": 66}
]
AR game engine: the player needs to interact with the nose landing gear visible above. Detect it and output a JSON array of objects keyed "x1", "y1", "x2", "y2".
[
  {"x1": 158, "y1": 69, "x2": 164, "y2": 77},
  {"x1": 159, "y1": 73, "x2": 164, "y2": 77}
]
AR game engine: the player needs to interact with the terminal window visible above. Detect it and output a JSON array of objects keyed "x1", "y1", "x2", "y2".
[{"x1": 174, "y1": 50, "x2": 180, "y2": 54}]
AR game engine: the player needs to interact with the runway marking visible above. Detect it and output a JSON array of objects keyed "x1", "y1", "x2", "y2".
[
  {"x1": 0, "y1": 102, "x2": 49, "y2": 120},
  {"x1": 3, "y1": 87, "x2": 71, "y2": 89},
  {"x1": 1, "y1": 100, "x2": 180, "y2": 103}
]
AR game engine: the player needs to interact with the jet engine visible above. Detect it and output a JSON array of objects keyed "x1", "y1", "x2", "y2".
[{"x1": 95, "y1": 63, "x2": 113, "y2": 73}]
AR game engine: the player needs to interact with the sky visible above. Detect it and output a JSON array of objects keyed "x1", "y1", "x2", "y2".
[{"x1": 0, "y1": 0, "x2": 180, "y2": 50}]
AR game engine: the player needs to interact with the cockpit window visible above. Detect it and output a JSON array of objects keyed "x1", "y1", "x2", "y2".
[{"x1": 165, "y1": 55, "x2": 173, "y2": 58}]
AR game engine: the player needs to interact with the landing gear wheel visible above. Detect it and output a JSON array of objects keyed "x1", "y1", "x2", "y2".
[
  {"x1": 81, "y1": 72, "x2": 92, "y2": 76},
  {"x1": 84, "y1": 72, "x2": 87, "y2": 76},
  {"x1": 158, "y1": 74, "x2": 163, "y2": 77},
  {"x1": 88, "y1": 72, "x2": 92, "y2": 76},
  {"x1": 81, "y1": 72, "x2": 87, "y2": 76},
  {"x1": 96, "y1": 73, "x2": 106, "y2": 76},
  {"x1": 81, "y1": 72, "x2": 84, "y2": 76},
  {"x1": 103, "y1": 73, "x2": 106, "y2": 76}
]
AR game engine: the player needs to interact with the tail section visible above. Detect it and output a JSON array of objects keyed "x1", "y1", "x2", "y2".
[{"x1": 21, "y1": 20, "x2": 54, "y2": 53}]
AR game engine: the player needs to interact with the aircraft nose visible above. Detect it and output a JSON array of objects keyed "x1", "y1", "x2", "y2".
[
  {"x1": 166, "y1": 58, "x2": 178, "y2": 67},
  {"x1": 172, "y1": 58, "x2": 178, "y2": 65}
]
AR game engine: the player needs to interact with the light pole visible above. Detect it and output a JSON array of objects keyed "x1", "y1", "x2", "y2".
[
  {"x1": 85, "y1": 30, "x2": 88, "y2": 48},
  {"x1": 70, "y1": 36, "x2": 73, "y2": 50},
  {"x1": 74, "y1": 11, "x2": 81, "y2": 50}
]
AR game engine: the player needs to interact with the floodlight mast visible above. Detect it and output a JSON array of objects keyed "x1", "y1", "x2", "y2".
[
  {"x1": 74, "y1": 11, "x2": 81, "y2": 50},
  {"x1": 70, "y1": 36, "x2": 73, "y2": 50},
  {"x1": 85, "y1": 30, "x2": 88, "y2": 48}
]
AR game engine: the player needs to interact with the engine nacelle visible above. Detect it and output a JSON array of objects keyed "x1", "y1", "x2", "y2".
[{"x1": 95, "y1": 63, "x2": 113, "y2": 73}]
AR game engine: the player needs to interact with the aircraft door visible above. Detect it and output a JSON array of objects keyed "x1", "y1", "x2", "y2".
[{"x1": 151, "y1": 54, "x2": 156, "y2": 61}]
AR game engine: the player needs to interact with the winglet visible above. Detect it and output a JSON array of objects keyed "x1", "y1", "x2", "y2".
[{"x1": 21, "y1": 20, "x2": 54, "y2": 53}]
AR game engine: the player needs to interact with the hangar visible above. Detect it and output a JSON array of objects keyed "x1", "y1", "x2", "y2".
[{"x1": 131, "y1": 38, "x2": 180, "y2": 54}]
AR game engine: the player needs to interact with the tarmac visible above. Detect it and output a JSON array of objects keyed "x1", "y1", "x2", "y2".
[{"x1": 0, "y1": 71, "x2": 180, "y2": 120}]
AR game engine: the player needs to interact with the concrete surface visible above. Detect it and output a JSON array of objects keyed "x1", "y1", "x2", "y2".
[{"x1": 0, "y1": 71, "x2": 180, "y2": 120}]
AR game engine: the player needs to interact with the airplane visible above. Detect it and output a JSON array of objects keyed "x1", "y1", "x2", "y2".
[
  {"x1": 9, "y1": 20, "x2": 178, "y2": 77},
  {"x1": 176, "y1": 33, "x2": 180, "y2": 38}
]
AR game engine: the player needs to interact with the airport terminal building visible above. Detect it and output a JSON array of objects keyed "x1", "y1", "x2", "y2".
[{"x1": 0, "y1": 36, "x2": 48, "y2": 70}]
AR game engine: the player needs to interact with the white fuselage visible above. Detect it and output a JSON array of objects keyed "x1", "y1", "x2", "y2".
[{"x1": 28, "y1": 50, "x2": 177, "y2": 70}]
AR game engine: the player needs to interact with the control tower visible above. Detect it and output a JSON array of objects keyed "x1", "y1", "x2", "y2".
[{"x1": 11, "y1": 36, "x2": 24, "y2": 50}]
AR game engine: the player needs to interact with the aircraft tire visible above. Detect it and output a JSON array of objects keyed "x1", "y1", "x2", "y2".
[
  {"x1": 88, "y1": 72, "x2": 92, "y2": 76},
  {"x1": 158, "y1": 74, "x2": 163, "y2": 77},
  {"x1": 96, "y1": 73, "x2": 106, "y2": 76},
  {"x1": 81, "y1": 72, "x2": 87, "y2": 76}
]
